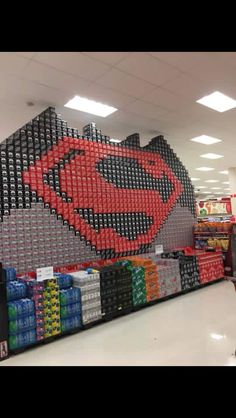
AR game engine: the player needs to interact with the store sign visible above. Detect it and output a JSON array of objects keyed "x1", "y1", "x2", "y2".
[
  {"x1": 155, "y1": 244, "x2": 163, "y2": 255},
  {"x1": 197, "y1": 200, "x2": 231, "y2": 216},
  {"x1": 36, "y1": 266, "x2": 54, "y2": 282}
]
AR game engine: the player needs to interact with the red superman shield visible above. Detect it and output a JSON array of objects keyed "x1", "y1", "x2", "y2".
[{"x1": 23, "y1": 137, "x2": 183, "y2": 253}]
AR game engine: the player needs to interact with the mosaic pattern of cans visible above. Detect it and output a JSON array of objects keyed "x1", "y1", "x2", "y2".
[{"x1": 0, "y1": 107, "x2": 196, "y2": 271}]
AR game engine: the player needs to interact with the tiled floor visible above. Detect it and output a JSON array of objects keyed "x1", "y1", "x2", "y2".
[{"x1": 2, "y1": 280, "x2": 236, "y2": 366}]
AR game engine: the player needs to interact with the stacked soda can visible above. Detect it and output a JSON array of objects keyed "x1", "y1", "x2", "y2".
[
  {"x1": 20, "y1": 278, "x2": 45, "y2": 341},
  {"x1": 70, "y1": 269, "x2": 102, "y2": 326},
  {"x1": 130, "y1": 257, "x2": 159, "y2": 303},
  {"x1": 7, "y1": 298, "x2": 36, "y2": 350},
  {"x1": 59, "y1": 286, "x2": 81, "y2": 332},
  {"x1": 6, "y1": 280, "x2": 27, "y2": 302},
  {"x1": 43, "y1": 279, "x2": 61, "y2": 338},
  {"x1": 100, "y1": 265, "x2": 118, "y2": 319},
  {"x1": 155, "y1": 257, "x2": 182, "y2": 298},
  {"x1": 116, "y1": 259, "x2": 145, "y2": 307},
  {"x1": 115, "y1": 265, "x2": 132, "y2": 312},
  {"x1": 196, "y1": 252, "x2": 224, "y2": 284},
  {"x1": 100, "y1": 264, "x2": 132, "y2": 319},
  {"x1": 178, "y1": 255, "x2": 200, "y2": 290}
]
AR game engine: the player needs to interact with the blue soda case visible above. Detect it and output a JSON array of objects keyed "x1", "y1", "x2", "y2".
[
  {"x1": 4, "y1": 267, "x2": 17, "y2": 282},
  {"x1": 9, "y1": 330, "x2": 37, "y2": 350},
  {"x1": 61, "y1": 315, "x2": 81, "y2": 332},
  {"x1": 55, "y1": 273, "x2": 73, "y2": 289},
  {"x1": 8, "y1": 299, "x2": 35, "y2": 320},
  {"x1": 59, "y1": 288, "x2": 81, "y2": 306},
  {"x1": 60, "y1": 302, "x2": 81, "y2": 319},
  {"x1": 7, "y1": 281, "x2": 27, "y2": 301},
  {"x1": 9, "y1": 314, "x2": 36, "y2": 335}
]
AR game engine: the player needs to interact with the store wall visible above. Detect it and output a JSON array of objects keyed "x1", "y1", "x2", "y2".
[{"x1": 0, "y1": 107, "x2": 196, "y2": 273}]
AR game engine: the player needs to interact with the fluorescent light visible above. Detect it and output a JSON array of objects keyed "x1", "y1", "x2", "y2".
[
  {"x1": 222, "y1": 181, "x2": 229, "y2": 184},
  {"x1": 64, "y1": 95, "x2": 117, "y2": 117},
  {"x1": 211, "y1": 187, "x2": 221, "y2": 190},
  {"x1": 202, "y1": 191, "x2": 211, "y2": 194},
  {"x1": 214, "y1": 192, "x2": 222, "y2": 195},
  {"x1": 219, "y1": 170, "x2": 228, "y2": 175},
  {"x1": 210, "y1": 333, "x2": 225, "y2": 340},
  {"x1": 201, "y1": 153, "x2": 223, "y2": 160},
  {"x1": 196, "y1": 167, "x2": 214, "y2": 171},
  {"x1": 205, "y1": 180, "x2": 219, "y2": 183},
  {"x1": 196, "y1": 186, "x2": 207, "y2": 189},
  {"x1": 110, "y1": 138, "x2": 122, "y2": 143},
  {"x1": 190, "y1": 135, "x2": 222, "y2": 145},
  {"x1": 197, "y1": 91, "x2": 236, "y2": 112},
  {"x1": 191, "y1": 177, "x2": 200, "y2": 181},
  {"x1": 224, "y1": 188, "x2": 230, "y2": 190}
]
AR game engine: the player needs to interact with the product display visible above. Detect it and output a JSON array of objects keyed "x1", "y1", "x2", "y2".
[
  {"x1": 71, "y1": 270, "x2": 102, "y2": 325},
  {"x1": 22, "y1": 279, "x2": 45, "y2": 341},
  {"x1": 194, "y1": 222, "x2": 231, "y2": 251},
  {"x1": 0, "y1": 107, "x2": 226, "y2": 361},
  {"x1": 8, "y1": 298, "x2": 36, "y2": 350},
  {"x1": 43, "y1": 279, "x2": 61, "y2": 338},
  {"x1": 0, "y1": 107, "x2": 195, "y2": 273},
  {"x1": 100, "y1": 264, "x2": 132, "y2": 319},
  {"x1": 59, "y1": 286, "x2": 81, "y2": 332}
]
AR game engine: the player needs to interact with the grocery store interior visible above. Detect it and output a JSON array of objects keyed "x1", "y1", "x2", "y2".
[{"x1": 1, "y1": 52, "x2": 236, "y2": 366}]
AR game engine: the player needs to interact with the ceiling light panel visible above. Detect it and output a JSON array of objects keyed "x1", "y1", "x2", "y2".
[
  {"x1": 196, "y1": 91, "x2": 236, "y2": 112},
  {"x1": 200, "y1": 153, "x2": 223, "y2": 159},
  {"x1": 196, "y1": 167, "x2": 214, "y2": 171},
  {"x1": 64, "y1": 95, "x2": 118, "y2": 117},
  {"x1": 191, "y1": 178, "x2": 200, "y2": 181},
  {"x1": 190, "y1": 135, "x2": 222, "y2": 145},
  {"x1": 219, "y1": 170, "x2": 228, "y2": 174},
  {"x1": 205, "y1": 180, "x2": 219, "y2": 183},
  {"x1": 222, "y1": 181, "x2": 229, "y2": 184}
]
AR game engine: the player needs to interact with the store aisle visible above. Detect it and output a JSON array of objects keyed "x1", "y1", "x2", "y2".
[{"x1": 2, "y1": 280, "x2": 236, "y2": 366}]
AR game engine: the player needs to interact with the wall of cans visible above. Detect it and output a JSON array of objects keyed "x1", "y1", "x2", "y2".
[{"x1": 0, "y1": 107, "x2": 196, "y2": 273}]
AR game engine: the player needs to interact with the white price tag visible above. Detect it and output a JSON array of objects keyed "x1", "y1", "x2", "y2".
[
  {"x1": 36, "y1": 266, "x2": 54, "y2": 282},
  {"x1": 155, "y1": 244, "x2": 163, "y2": 255}
]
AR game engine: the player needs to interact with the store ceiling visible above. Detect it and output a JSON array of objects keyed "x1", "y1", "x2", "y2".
[{"x1": 0, "y1": 51, "x2": 236, "y2": 197}]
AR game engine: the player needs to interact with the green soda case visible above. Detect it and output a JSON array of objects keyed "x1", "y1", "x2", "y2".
[
  {"x1": 132, "y1": 278, "x2": 146, "y2": 289},
  {"x1": 133, "y1": 292, "x2": 147, "y2": 305}
]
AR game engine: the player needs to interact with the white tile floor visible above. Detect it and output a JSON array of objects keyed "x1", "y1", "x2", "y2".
[{"x1": 2, "y1": 280, "x2": 236, "y2": 366}]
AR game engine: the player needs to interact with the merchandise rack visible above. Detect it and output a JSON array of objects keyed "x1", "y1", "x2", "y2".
[{"x1": 7, "y1": 275, "x2": 224, "y2": 358}]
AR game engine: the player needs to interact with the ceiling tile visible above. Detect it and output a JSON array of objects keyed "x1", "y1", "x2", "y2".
[
  {"x1": 116, "y1": 52, "x2": 181, "y2": 86},
  {"x1": 121, "y1": 99, "x2": 168, "y2": 119},
  {"x1": 0, "y1": 53, "x2": 29, "y2": 76},
  {"x1": 141, "y1": 86, "x2": 191, "y2": 111},
  {"x1": 32, "y1": 52, "x2": 110, "y2": 81},
  {"x1": 22, "y1": 60, "x2": 90, "y2": 95},
  {"x1": 149, "y1": 52, "x2": 209, "y2": 71},
  {"x1": 95, "y1": 68, "x2": 155, "y2": 98},
  {"x1": 15, "y1": 52, "x2": 37, "y2": 59},
  {"x1": 0, "y1": 74, "x2": 70, "y2": 108},
  {"x1": 162, "y1": 73, "x2": 213, "y2": 101},
  {"x1": 82, "y1": 52, "x2": 130, "y2": 65},
  {"x1": 188, "y1": 54, "x2": 236, "y2": 87},
  {"x1": 82, "y1": 83, "x2": 135, "y2": 108}
]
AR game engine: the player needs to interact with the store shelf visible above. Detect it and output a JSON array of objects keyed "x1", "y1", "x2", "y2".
[{"x1": 7, "y1": 276, "x2": 225, "y2": 359}]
